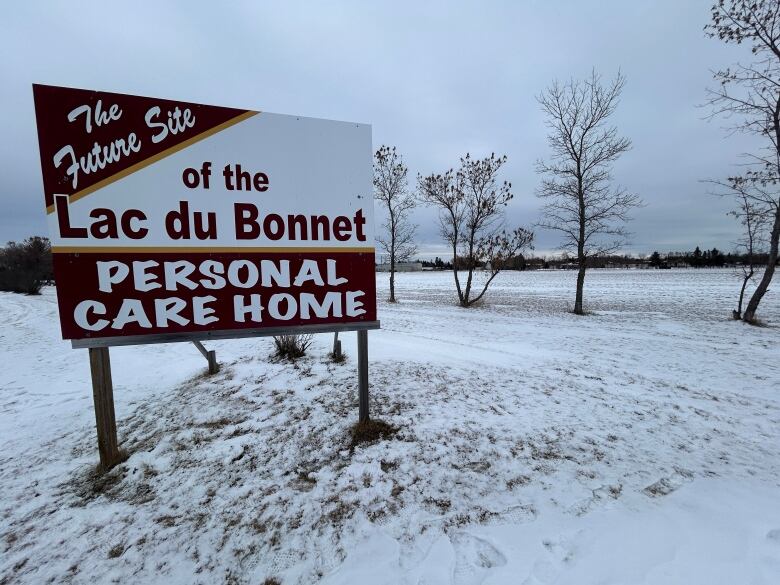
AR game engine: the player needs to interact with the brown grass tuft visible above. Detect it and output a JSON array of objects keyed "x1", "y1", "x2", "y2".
[{"x1": 349, "y1": 419, "x2": 398, "y2": 449}]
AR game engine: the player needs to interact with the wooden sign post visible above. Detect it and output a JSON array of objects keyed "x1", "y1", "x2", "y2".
[{"x1": 88, "y1": 347, "x2": 121, "y2": 469}]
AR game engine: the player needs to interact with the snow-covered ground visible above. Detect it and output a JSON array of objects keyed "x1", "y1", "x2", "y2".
[{"x1": 1, "y1": 268, "x2": 779, "y2": 584}]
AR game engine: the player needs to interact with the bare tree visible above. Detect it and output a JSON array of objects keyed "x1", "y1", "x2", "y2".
[
  {"x1": 706, "y1": 0, "x2": 780, "y2": 324},
  {"x1": 418, "y1": 153, "x2": 534, "y2": 307},
  {"x1": 731, "y1": 181, "x2": 769, "y2": 318},
  {"x1": 374, "y1": 146, "x2": 417, "y2": 302},
  {"x1": 536, "y1": 71, "x2": 642, "y2": 315}
]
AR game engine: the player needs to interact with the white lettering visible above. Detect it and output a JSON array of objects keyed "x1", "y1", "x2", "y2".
[
  {"x1": 346, "y1": 290, "x2": 366, "y2": 316},
  {"x1": 199, "y1": 260, "x2": 226, "y2": 289},
  {"x1": 327, "y1": 259, "x2": 348, "y2": 285},
  {"x1": 53, "y1": 135, "x2": 141, "y2": 190},
  {"x1": 154, "y1": 297, "x2": 189, "y2": 327},
  {"x1": 145, "y1": 105, "x2": 196, "y2": 144},
  {"x1": 193, "y1": 296, "x2": 218, "y2": 325},
  {"x1": 97, "y1": 261, "x2": 130, "y2": 293},
  {"x1": 293, "y1": 260, "x2": 324, "y2": 287},
  {"x1": 299, "y1": 292, "x2": 342, "y2": 319},
  {"x1": 234, "y1": 294, "x2": 264, "y2": 323},
  {"x1": 132, "y1": 260, "x2": 160, "y2": 292},
  {"x1": 112, "y1": 299, "x2": 152, "y2": 329},
  {"x1": 260, "y1": 259, "x2": 290, "y2": 287},
  {"x1": 163, "y1": 261, "x2": 198, "y2": 291},
  {"x1": 74, "y1": 300, "x2": 109, "y2": 331},
  {"x1": 227, "y1": 260, "x2": 259, "y2": 288},
  {"x1": 268, "y1": 293, "x2": 296, "y2": 320}
]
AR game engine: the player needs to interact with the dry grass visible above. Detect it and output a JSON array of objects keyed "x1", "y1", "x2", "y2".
[{"x1": 349, "y1": 419, "x2": 398, "y2": 449}]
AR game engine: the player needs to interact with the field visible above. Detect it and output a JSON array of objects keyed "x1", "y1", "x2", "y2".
[{"x1": 1, "y1": 268, "x2": 779, "y2": 584}]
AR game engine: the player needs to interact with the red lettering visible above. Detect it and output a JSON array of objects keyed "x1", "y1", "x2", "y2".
[
  {"x1": 333, "y1": 216, "x2": 351, "y2": 241},
  {"x1": 235, "y1": 203, "x2": 260, "y2": 239},
  {"x1": 122, "y1": 209, "x2": 148, "y2": 240},
  {"x1": 166, "y1": 201, "x2": 191, "y2": 240},
  {"x1": 55, "y1": 195, "x2": 87, "y2": 238},
  {"x1": 89, "y1": 208, "x2": 119, "y2": 239}
]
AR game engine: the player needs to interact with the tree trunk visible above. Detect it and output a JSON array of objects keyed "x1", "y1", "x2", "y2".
[
  {"x1": 462, "y1": 240, "x2": 475, "y2": 307},
  {"x1": 389, "y1": 217, "x2": 396, "y2": 303},
  {"x1": 735, "y1": 267, "x2": 753, "y2": 319},
  {"x1": 451, "y1": 241, "x2": 463, "y2": 305},
  {"x1": 389, "y1": 264, "x2": 395, "y2": 303},
  {"x1": 574, "y1": 262, "x2": 586, "y2": 315},
  {"x1": 574, "y1": 168, "x2": 586, "y2": 315},
  {"x1": 743, "y1": 205, "x2": 780, "y2": 323}
]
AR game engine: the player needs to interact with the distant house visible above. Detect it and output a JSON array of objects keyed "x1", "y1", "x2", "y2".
[{"x1": 376, "y1": 262, "x2": 424, "y2": 272}]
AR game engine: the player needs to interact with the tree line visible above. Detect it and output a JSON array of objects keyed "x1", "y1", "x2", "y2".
[{"x1": 415, "y1": 248, "x2": 775, "y2": 271}]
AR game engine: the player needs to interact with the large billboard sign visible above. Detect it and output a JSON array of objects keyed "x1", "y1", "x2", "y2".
[{"x1": 32, "y1": 84, "x2": 378, "y2": 347}]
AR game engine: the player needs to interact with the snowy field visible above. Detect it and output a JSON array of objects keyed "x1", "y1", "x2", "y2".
[{"x1": 1, "y1": 268, "x2": 779, "y2": 584}]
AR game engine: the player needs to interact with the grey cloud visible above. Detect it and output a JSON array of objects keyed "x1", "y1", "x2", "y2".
[{"x1": 0, "y1": 0, "x2": 764, "y2": 256}]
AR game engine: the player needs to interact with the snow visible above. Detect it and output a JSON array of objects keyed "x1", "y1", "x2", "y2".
[{"x1": 1, "y1": 268, "x2": 779, "y2": 584}]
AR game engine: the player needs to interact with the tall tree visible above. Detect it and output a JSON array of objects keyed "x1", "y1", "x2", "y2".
[
  {"x1": 536, "y1": 71, "x2": 642, "y2": 315},
  {"x1": 692, "y1": 246, "x2": 703, "y2": 267},
  {"x1": 418, "y1": 153, "x2": 533, "y2": 307},
  {"x1": 706, "y1": 0, "x2": 780, "y2": 323},
  {"x1": 374, "y1": 146, "x2": 417, "y2": 302}
]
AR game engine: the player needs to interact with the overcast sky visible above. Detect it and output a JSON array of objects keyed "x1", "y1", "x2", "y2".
[{"x1": 0, "y1": 0, "x2": 766, "y2": 257}]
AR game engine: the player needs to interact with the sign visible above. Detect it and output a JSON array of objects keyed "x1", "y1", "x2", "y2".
[{"x1": 32, "y1": 84, "x2": 378, "y2": 347}]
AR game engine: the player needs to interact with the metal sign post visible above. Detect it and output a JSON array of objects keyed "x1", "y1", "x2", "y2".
[
  {"x1": 192, "y1": 341, "x2": 218, "y2": 374},
  {"x1": 357, "y1": 330, "x2": 369, "y2": 423}
]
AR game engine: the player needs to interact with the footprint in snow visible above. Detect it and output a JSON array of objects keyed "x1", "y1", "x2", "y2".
[
  {"x1": 522, "y1": 537, "x2": 574, "y2": 585},
  {"x1": 498, "y1": 504, "x2": 537, "y2": 525},
  {"x1": 567, "y1": 483, "x2": 624, "y2": 516},
  {"x1": 269, "y1": 549, "x2": 301, "y2": 574},
  {"x1": 642, "y1": 467, "x2": 693, "y2": 498},
  {"x1": 450, "y1": 532, "x2": 507, "y2": 585}
]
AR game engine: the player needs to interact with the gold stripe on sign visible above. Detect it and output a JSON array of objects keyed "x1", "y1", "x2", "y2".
[
  {"x1": 52, "y1": 246, "x2": 376, "y2": 254},
  {"x1": 45, "y1": 110, "x2": 259, "y2": 214}
]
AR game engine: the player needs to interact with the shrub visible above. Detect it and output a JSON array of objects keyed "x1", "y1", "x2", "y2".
[
  {"x1": 0, "y1": 237, "x2": 53, "y2": 295},
  {"x1": 272, "y1": 334, "x2": 314, "y2": 360}
]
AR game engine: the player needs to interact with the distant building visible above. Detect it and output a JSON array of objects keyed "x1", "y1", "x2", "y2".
[{"x1": 376, "y1": 262, "x2": 424, "y2": 272}]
